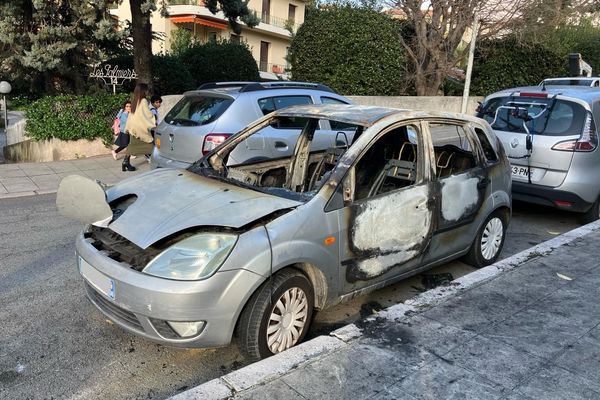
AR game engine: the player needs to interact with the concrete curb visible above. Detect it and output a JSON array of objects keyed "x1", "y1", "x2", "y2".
[
  {"x1": 0, "y1": 189, "x2": 57, "y2": 199},
  {"x1": 170, "y1": 219, "x2": 600, "y2": 400}
]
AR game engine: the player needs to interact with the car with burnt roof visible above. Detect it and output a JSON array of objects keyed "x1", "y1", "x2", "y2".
[
  {"x1": 57, "y1": 104, "x2": 511, "y2": 361},
  {"x1": 477, "y1": 86, "x2": 600, "y2": 222}
]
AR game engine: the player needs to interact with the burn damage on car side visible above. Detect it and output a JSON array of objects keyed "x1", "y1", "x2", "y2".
[
  {"x1": 344, "y1": 185, "x2": 434, "y2": 282},
  {"x1": 57, "y1": 103, "x2": 510, "y2": 354}
]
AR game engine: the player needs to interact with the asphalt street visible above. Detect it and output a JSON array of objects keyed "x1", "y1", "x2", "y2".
[{"x1": 0, "y1": 194, "x2": 582, "y2": 399}]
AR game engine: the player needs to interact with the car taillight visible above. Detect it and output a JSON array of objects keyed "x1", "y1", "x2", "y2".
[
  {"x1": 202, "y1": 133, "x2": 231, "y2": 155},
  {"x1": 552, "y1": 112, "x2": 597, "y2": 152}
]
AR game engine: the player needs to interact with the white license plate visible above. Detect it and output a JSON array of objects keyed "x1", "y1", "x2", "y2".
[
  {"x1": 511, "y1": 165, "x2": 536, "y2": 178},
  {"x1": 79, "y1": 257, "x2": 115, "y2": 300}
]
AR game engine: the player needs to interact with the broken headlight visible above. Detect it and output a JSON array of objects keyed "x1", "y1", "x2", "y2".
[{"x1": 142, "y1": 233, "x2": 237, "y2": 281}]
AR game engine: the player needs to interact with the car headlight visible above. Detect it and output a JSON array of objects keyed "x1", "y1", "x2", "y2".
[{"x1": 142, "y1": 233, "x2": 237, "y2": 281}]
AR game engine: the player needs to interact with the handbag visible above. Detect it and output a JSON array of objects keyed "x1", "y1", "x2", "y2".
[{"x1": 112, "y1": 117, "x2": 120, "y2": 136}]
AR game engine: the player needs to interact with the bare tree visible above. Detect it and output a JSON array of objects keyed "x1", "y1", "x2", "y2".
[{"x1": 391, "y1": 0, "x2": 526, "y2": 95}]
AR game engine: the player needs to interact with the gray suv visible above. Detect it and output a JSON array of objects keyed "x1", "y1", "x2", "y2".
[
  {"x1": 477, "y1": 86, "x2": 600, "y2": 222},
  {"x1": 150, "y1": 81, "x2": 352, "y2": 169}
]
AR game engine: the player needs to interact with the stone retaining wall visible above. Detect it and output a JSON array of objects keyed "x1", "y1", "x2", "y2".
[{"x1": 3, "y1": 138, "x2": 110, "y2": 163}]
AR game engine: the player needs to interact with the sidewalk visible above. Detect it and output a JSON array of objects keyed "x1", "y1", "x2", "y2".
[
  {"x1": 0, "y1": 155, "x2": 150, "y2": 198},
  {"x1": 173, "y1": 221, "x2": 600, "y2": 400}
]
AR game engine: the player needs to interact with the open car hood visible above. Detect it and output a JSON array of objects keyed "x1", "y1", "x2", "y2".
[
  {"x1": 106, "y1": 169, "x2": 301, "y2": 248},
  {"x1": 57, "y1": 169, "x2": 300, "y2": 249}
]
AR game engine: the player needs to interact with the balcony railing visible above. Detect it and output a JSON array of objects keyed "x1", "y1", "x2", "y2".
[
  {"x1": 259, "y1": 12, "x2": 299, "y2": 32},
  {"x1": 259, "y1": 62, "x2": 288, "y2": 74},
  {"x1": 168, "y1": 0, "x2": 203, "y2": 5}
]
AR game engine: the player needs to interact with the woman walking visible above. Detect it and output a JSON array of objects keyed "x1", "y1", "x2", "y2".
[
  {"x1": 123, "y1": 83, "x2": 155, "y2": 172},
  {"x1": 112, "y1": 100, "x2": 131, "y2": 161}
]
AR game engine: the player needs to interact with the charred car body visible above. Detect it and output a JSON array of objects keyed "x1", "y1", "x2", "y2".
[{"x1": 60, "y1": 104, "x2": 511, "y2": 361}]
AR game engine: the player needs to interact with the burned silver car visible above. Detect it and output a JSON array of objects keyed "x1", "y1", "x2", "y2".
[{"x1": 59, "y1": 105, "x2": 511, "y2": 361}]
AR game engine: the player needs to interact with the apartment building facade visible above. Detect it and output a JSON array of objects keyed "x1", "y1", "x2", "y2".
[{"x1": 110, "y1": 0, "x2": 305, "y2": 80}]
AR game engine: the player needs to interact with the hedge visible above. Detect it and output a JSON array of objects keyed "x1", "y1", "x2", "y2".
[
  {"x1": 103, "y1": 54, "x2": 195, "y2": 95},
  {"x1": 289, "y1": 5, "x2": 407, "y2": 96},
  {"x1": 178, "y1": 40, "x2": 260, "y2": 86},
  {"x1": 25, "y1": 93, "x2": 130, "y2": 146},
  {"x1": 471, "y1": 36, "x2": 566, "y2": 96}
]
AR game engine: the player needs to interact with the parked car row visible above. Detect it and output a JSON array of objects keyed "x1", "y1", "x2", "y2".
[{"x1": 57, "y1": 80, "x2": 599, "y2": 361}]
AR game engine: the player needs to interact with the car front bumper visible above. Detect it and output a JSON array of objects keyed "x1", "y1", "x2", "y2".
[{"x1": 75, "y1": 232, "x2": 264, "y2": 348}]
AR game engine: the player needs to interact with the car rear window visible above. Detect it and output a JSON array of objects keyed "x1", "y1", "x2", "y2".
[
  {"x1": 164, "y1": 95, "x2": 233, "y2": 126},
  {"x1": 477, "y1": 96, "x2": 587, "y2": 136},
  {"x1": 543, "y1": 79, "x2": 595, "y2": 86}
]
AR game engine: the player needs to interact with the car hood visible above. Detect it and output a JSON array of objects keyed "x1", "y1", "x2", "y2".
[{"x1": 106, "y1": 168, "x2": 301, "y2": 249}]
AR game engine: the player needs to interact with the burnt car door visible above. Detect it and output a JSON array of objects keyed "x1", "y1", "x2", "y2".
[
  {"x1": 422, "y1": 120, "x2": 490, "y2": 262},
  {"x1": 327, "y1": 122, "x2": 436, "y2": 294}
]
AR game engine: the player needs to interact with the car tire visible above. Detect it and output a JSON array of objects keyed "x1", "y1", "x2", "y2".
[
  {"x1": 463, "y1": 210, "x2": 507, "y2": 268},
  {"x1": 236, "y1": 269, "x2": 314, "y2": 362},
  {"x1": 581, "y1": 196, "x2": 600, "y2": 225}
]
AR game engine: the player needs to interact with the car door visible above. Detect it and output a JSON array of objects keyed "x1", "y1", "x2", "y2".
[
  {"x1": 327, "y1": 122, "x2": 435, "y2": 294},
  {"x1": 422, "y1": 120, "x2": 490, "y2": 262}
]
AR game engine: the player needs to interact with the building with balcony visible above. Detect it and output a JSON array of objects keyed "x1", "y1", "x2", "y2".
[{"x1": 109, "y1": 0, "x2": 306, "y2": 80}]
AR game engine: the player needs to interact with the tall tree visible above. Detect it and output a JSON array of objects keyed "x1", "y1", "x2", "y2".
[
  {"x1": 0, "y1": 0, "x2": 124, "y2": 95},
  {"x1": 389, "y1": 0, "x2": 528, "y2": 95},
  {"x1": 121, "y1": 0, "x2": 260, "y2": 88}
]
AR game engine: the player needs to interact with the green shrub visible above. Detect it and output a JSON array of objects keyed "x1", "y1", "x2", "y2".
[
  {"x1": 289, "y1": 5, "x2": 407, "y2": 95},
  {"x1": 102, "y1": 54, "x2": 195, "y2": 95},
  {"x1": 179, "y1": 40, "x2": 260, "y2": 86},
  {"x1": 25, "y1": 93, "x2": 130, "y2": 146},
  {"x1": 471, "y1": 36, "x2": 566, "y2": 96}
]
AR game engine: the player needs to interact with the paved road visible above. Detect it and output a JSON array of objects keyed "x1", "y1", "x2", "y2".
[{"x1": 0, "y1": 195, "x2": 582, "y2": 399}]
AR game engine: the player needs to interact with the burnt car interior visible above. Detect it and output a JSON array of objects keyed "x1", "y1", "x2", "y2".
[
  {"x1": 430, "y1": 123, "x2": 477, "y2": 178},
  {"x1": 354, "y1": 125, "x2": 419, "y2": 200},
  {"x1": 193, "y1": 116, "x2": 366, "y2": 200}
]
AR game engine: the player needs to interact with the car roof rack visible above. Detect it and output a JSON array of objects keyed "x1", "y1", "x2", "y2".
[
  {"x1": 239, "y1": 81, "x2": 335, "y2": 93},
  {"x1": 196, "y1": 81, "x2": 335, "y2": 93},
  {"x1": 196, "y1": 82, "x2": 256, "y2": 90}
]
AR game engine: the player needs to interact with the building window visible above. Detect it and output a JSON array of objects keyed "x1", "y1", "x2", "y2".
[
  {"x1": 209, "y1": 32, "x2": 218, "y2": 42},
  {"x1": 288, "y1": 4, "x2": 296, "y2": 22},
  {"x1": 230, "y1": 34, "x2": 241, "y2": 44},
  {"x1": 260, "y1": 41, "x2": 270, "y2": 72},
  {"x1": 262, "y1": 0, "x2": 271, "y2": 23}
]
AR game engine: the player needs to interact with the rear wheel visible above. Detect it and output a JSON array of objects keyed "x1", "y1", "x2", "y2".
[
  {"x1": 236, "y1": 269, "x2": 314, "y2": 362},
  {"x1": 463, "y1": 210, "x2": 507, "y2": 268},
  {"x1": 581, "y1": 196, "x2": 600, "y2": 224}
]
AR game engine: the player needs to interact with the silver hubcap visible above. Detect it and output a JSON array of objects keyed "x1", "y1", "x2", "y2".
[
  {"x1": 481, "y1": 217, "x2": 503, "y2": 260},
  {"x1": 266, "y1": 287, "x2": 309, "y2": 354}
]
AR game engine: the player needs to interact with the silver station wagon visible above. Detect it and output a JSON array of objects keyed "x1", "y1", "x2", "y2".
[{"x1": 58, "y1": 105, "x2": 511, "y2": 361}]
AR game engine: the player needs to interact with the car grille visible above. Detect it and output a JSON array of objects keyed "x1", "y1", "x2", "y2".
[
  {"x1": 86, "y1": 226, "x2": 159, "y2": 271},
  {"x1": 85, "y1": 282, "x2": 144, "y2": 332}
]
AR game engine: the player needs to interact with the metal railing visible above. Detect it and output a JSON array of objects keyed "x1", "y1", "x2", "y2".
[
  {"x1": 258, "y1": 62, "x2": 288, "y2": 74},
  {"x1": 166, "y1": 0, "x2": 299, "y2": 32},
  {"x1": 259, "y1": 12, "x2": 298, "y2": 32}
]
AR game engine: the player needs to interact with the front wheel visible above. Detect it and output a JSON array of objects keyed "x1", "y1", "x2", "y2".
[
  {"x1": 236, "y1": 269, "x2": 314, "y2": 362},
  {"x1": 463, "y1": 210, "x2": 507, "y2": 268}
]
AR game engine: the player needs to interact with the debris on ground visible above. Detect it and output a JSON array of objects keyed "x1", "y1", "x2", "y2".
[
  {"x1": 556, "y1": 273, "x2": 573, "y2": 281},
  {"x1": 421, "y1": 272, "x2": 454, "y2": 290}
]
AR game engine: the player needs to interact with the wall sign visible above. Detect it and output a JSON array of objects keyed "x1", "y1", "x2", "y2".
[{"x1": 89, "y1": 64, "x2": 137, "y2": 94}]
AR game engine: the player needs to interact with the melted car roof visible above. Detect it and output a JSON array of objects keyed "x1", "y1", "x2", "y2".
[{"x1": 274, "y1": 104, "x2": 485, "y2": 127}]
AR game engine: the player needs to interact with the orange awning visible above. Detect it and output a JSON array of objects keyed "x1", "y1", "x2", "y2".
[{"x1": 170, "y1": 15, "x2": 228, "y2": 30}]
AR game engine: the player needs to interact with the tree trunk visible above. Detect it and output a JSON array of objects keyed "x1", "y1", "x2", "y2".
[{"x1": 129, "y1": 0, "x2": 153, "y2": 90}]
